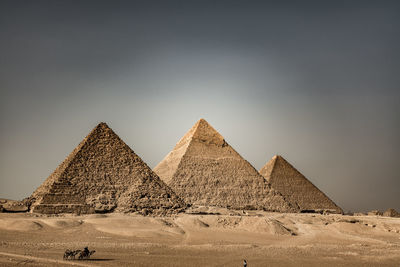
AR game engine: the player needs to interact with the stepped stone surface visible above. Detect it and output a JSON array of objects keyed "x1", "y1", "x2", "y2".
[
  {"x1": 259, "y1": 155, "x2": 342, "y2": 214},
  {"x1": 154, "y1": 119, "x2": 296, "y2": 212},
  {"x1": 29, "y1": 123, "x2": 186, "y2": 215}
]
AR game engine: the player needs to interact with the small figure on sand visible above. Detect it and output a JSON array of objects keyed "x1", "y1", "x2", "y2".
[
  {"x1": 243, "y1": 259, "x2": 247, "y2": 267},
  {"x1": 64, "y1": 246, "x2": 95, "y2": 260},
  {"x1": 78, "y1": 246, "x2": 95, "y2": 260}
]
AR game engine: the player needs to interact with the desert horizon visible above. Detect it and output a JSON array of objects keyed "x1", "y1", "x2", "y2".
[{"x1": 1, "y1": 0, "x2": 399, "y2": 266}]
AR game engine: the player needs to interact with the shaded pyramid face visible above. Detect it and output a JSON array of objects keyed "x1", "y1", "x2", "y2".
[
  {"x1": 154, "y1": 119, "x2": 296, "y2": 212},
  {"x1": 259, "y1": 155, "x2": 342, "y2": 214},
  {"x1": 30, "y1": 123, "x2": 185, "y2": 215}
]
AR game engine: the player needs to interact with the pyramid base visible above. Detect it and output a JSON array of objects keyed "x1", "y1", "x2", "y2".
[{"x1": 30, "y1": 204, "x2": 95, "y2": 214}]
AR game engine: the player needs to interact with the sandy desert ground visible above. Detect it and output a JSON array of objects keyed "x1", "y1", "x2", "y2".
[{"x1": 0, "y1": 209, "x2": 399, "y2": 266}]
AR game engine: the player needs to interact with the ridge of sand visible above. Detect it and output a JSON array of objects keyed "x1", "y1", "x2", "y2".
[
  {"x1": 260, "y1": 155, "x2": 342, "y2": 213},
  {"x1": 1, "y1": 212, "x2": 399, "y2": 266},
  {"x1": 154, "y1": 119, "x2": 296, "y2": 212}
]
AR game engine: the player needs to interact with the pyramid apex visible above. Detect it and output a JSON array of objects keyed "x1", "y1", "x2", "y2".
[
  {"x1": 96, "y1": 122, "x2": 110, "y2": 128},
  {"x1": 194, "y1": 118, "x2": 211, "y2": 128},
  {"x1": 191, "y1": 119, "x2": 225, "y2": 146},
  {"x1": 273, "y1": 155, "x2": 287, "y2": 161},
  {"x1": 173, "y1": 119, "x2": 224, "y2": 149},
  {"x1": 90, "y1": 122, "x2": 115, "y2": 134}
]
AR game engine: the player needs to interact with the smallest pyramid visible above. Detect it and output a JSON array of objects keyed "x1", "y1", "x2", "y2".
[{"x1": 260, "y1": 155, "x2": 342, "y2": 214}]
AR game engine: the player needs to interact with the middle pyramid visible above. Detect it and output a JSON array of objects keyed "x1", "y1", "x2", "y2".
[{"x1": 154, "y1": 119, "x2": 296, "y2": 212}]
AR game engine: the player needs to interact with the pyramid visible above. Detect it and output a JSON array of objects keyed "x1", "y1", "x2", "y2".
[
  {"x1": 29, "y1": 122, "x2": 186, "y2": 215},
  {"x1": 259, "y1": 155, "x2": 342, "y2": 214},
  {"x1": 154, "y1": 119, "x2": 296, "y2": 212}
]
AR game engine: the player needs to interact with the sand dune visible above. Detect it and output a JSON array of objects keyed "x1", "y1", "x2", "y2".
[
  {"x1": 41, "y1": 219, "x2": 84, "y2": 228},
  {"x1": 0, "y1": 219, "x2": 43, "y2": 231},
  {"x1": 0, "y1": 212, "x2": 399, "y2": 266}
]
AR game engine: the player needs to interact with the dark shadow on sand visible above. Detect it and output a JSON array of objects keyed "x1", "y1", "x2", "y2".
[{"x1": 79, "y1": 258, "x2": 114, "y2": 261}]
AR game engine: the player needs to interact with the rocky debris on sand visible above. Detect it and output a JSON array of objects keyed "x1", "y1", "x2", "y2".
[
  {"x1": 259, "y1": 155, "x2": 343, "y2": 214},
  {"x1": 367, "y1": 210, "x2": 383, "y2": 216},
  {"x1": 383, "y1": 208, "x2": 400, "y2": 218},
  {"x1": 28, "y1": 122, "x2": 186, "y2": 215},
  {"x1": 154, "y1": 119, "x2": 295, "y2": 212},
  {"x1": 0, "y1": 198, "x2": 28, "y2": 212}
]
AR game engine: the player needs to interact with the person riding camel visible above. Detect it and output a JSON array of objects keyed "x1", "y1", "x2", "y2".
[{"x1": 83, "y1": 247, "x2": 89, "y2": 256}]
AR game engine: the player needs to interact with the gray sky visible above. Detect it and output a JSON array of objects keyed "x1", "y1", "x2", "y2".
[{"x1": 1, "y1": 1, "x2": 399, "y2": 212}]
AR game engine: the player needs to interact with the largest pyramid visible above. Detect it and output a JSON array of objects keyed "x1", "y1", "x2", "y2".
[
  {"x1": 154, "y1": 119, "x2": 296, "y2": 212},
  {"x1": 259, "y1": 155, "x2": 342, "y2": 214},
  {"x1": 29, "y1": 122, "x2": 185, "y2": 215}
]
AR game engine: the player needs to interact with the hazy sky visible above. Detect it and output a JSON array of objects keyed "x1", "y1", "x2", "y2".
[{"x1": 1, "y1": 1, "x2": 399, "y2": 212}]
